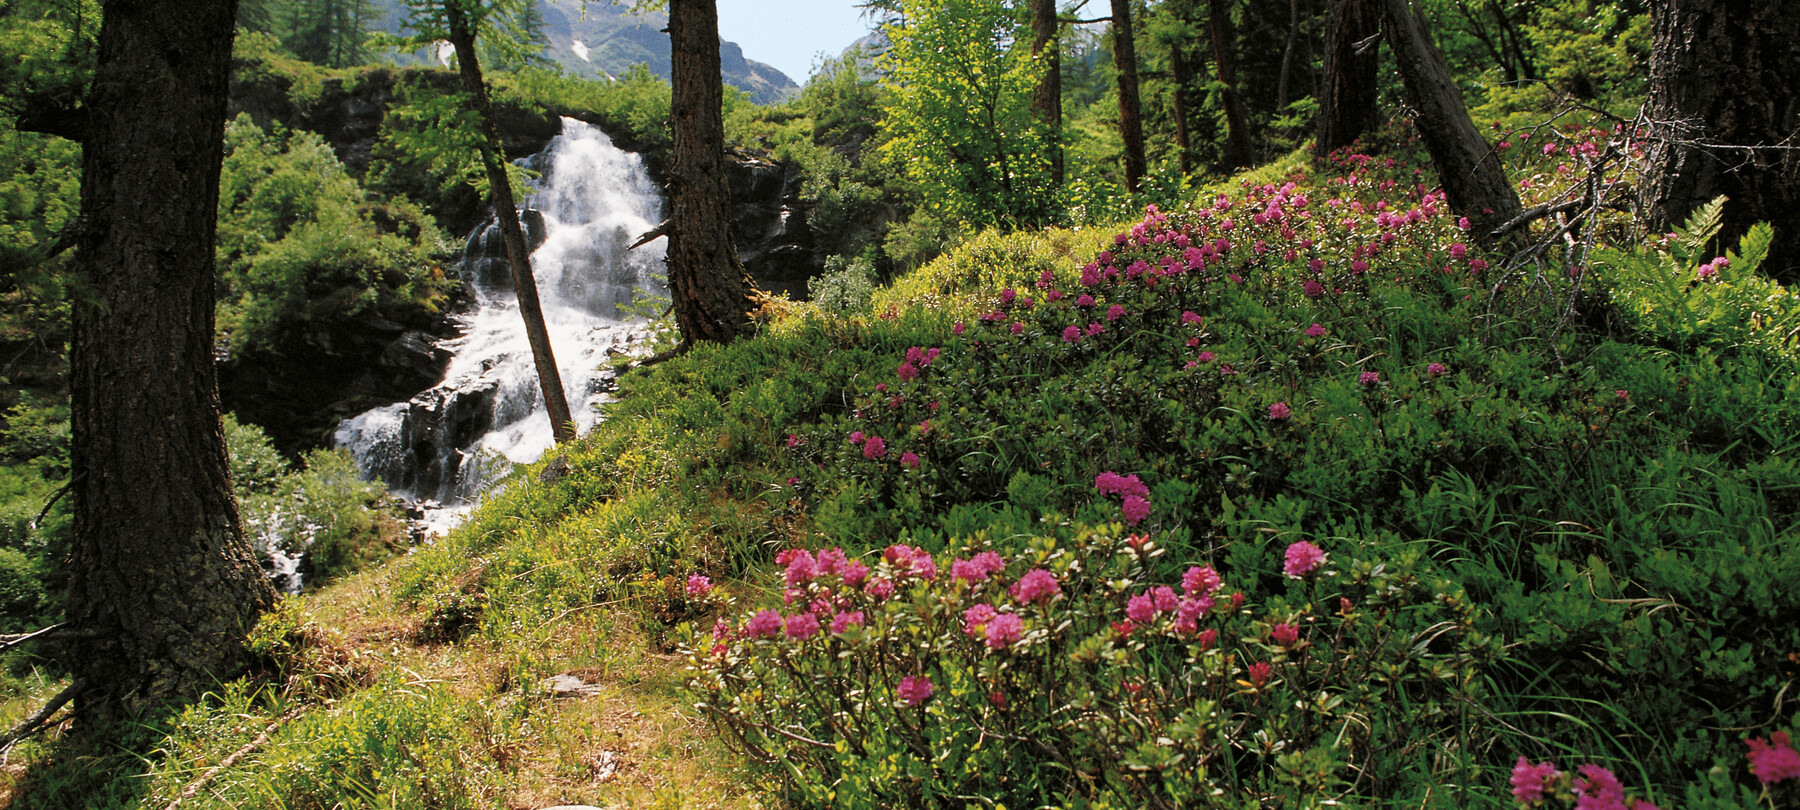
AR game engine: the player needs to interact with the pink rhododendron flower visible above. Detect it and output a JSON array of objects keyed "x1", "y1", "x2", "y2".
[
  {"x1": 900, "y1": 451, "x2": 920, "y2": 469},
  {"x1": 963, "y1": 603, "x2": 998, "y2": 636},
  {"x1": 1511, "y1": 757, "x2": 1559, "y2": 803},
  {"x1": 840, "y1": 559, "x2": 870, "y2": 587},
  {"x1": 1183, "y1": 565, "x2": 1222, "y2": 597},
  {"x1": 1575, "y1": 763, "x2": 1626, "y2": 810},
  {"x1": 1449, "y1": 242, "x2": 1468, "y2": 260},
  {"x1": 952, "y1": 551, "x2": 1005, "y2": 584},
  {"x1": 1198, "y1": 627, "x2": 1218, "y2": 650},
  {"x1": 1305, "y1": 323, "x2": 1327, "y2": 338},
  {"x1": 1247, "y1": 661, "x2": 1273, "y2": 688},
  {"x1": 863, "y1": 436, "x2": 887, "y2": 459},
  {"x1": 864, "y1": 578, "x2": 895, "y2": 600},
  {"x1": 1182, "y1": 310, "x2": 1203, "y2": 326},
  {"x1": 745, "y1": 609, "x2": 782, "y2": 639},
  {"x1": 1106, "y1": 304, "x2": 1126, "y2": 321},
  {"x1": 1095, "y1": 471, "x2": 1150, "y2": 498},
  {"x1": 1747, "y1": 731, "x2": 1800, "y2": 784},
  {"x1": 896, "y1": 675, "x2": 933, "y2": 706},
  {"x1": 848, "y1": 431, "x2": 864, "y2": 445},
  {"x1": 984, "y1": 612, "x2": 1023, "y2": 649},
  {"x1": 896, "y1": 361, "x2": 918, "y2": 381},
  {"x1": 685, "y1": 574, "x2": 712, "y2": 596},
  {"x1": 1427, "y1": 362, "x2": 1448, "y2": 376},
  {"x1": 1284, "y1": 540, "x2": 1326, "y2": 578},
  {"x1": 1197, "y1": 351, "x2": 1215, "y2": 363},
  {"x1": 785, "y1": 433, "x2": 804, "y2": 449},
  {"x1": 1126, "y1": 593, "x2": 1159, "y2": 623},
  {"x1": 1086, "y1": 322, "x2": 1105, "y2": 337},
  {"x1": 1175, "y1": 597, "x2": 1214, "y2": 634},
  {"x1": 953, "y1": 322, "x2": 965, "y2": 335},
  {"x1": 785, "y1": 612, "x2": 820, "y2": 640},
  {"x1": 1063, "y1": 325, "x2": 1082, "y2": 343},
  {"x1": 1359, "y1": 371, "x2": 1380, "y2": 386},
  {"x1": 1271, "y1": 622, "x2": 1300, "y2": 647},
  {"x1": 1011, "y1": 568, "x2": 1061, "y2": 604},
  {"x1": 1010, "y1": 321, "x2": 1024, "y2": 335},
  {"x1": 1120, "y1": 494, "x2": 1152, "y2": 525},
  {"x1": 1076, "y1": 293, "x2": 1096, "y2": 308},
  {"x1": 1304, "y1": 279, "x2": 1324, "y2": 299},
  {"x1": 830, "y1": 610, "x2": 864, "y2": 635},
  {"x1": 1268, "y1": 402, "x2": 1293, "y2": 421}
]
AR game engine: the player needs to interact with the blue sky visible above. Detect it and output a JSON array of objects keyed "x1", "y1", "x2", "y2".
[{"x1": 716, "y1": 0, "x2": 878, "y2": 85}]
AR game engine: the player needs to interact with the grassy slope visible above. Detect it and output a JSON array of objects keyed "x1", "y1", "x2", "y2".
[{"x1": 1, "y1": 130, "x2": 1797, "y2": 807}]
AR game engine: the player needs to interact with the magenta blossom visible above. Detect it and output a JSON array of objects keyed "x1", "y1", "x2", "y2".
[
  {"x1": 963, "y1": 603, "x2": 998, "y2": 636},
  {"x1": 1359, "y1": 370, "x2": 1380, "y2": 386},
  {"x1": 1748, "y1": 731, "x2": 1800, "y2": 785},
  {"x1": 1268, "y1": 401, "x2": 1293, "y2": 421},
  {"x1": 984, "y1": 612, "x2": 1024, "y2": 649},
  {"x1": 1284, "y1": 540, "x2": 1327, "y2": 578},
  {"x1": 896, "y1": 675, "x2": 934, "y2": 706},
  {"x1": 1106, "y1": 304, "x2": 1126, "y2": 321},
  {"x1": 785, "y1": 612, "x2": 820, "y2": 640},
  {"x1": 685, "y1": 574, "x2": 713, "y2": 596},
  {"x1": 1271, "y1": 622, "x2": 1300, "y2": 647},
  {"x1": 1095, "y1": 471, "x2": 1150, "y2": 498},
  {"x1": 830, "y1": 610, "x2": 864, "y2": 635},
  {"x1": 952, "y1": 551, "x2": 1006, "y2": 584},
  {"x1": 1305, "y1": 323, "x2": 1327, "y2": 338},
  {"x1": 1183, "y1": 565, "x2": 1222, "y2": 597},
  {"x1": 863, "y1": 436, "x2": 887, "y2": 459},
  {"x1": 1427, "y1": 362, "x2": 1448, "y2": 376},
  {"x1": 1062, "y1": 325, "x2": 1081, "y2": 343},
  {"x1": 1510, "y1": 757, "x2": 1559, "y2": 803},
  {"x1": 745, "y1": 609, "x2": 783, "y2": 639},
  {"x1": 1011, "y1": 568, "x2": 1061, "y2": 604},
  {"x1": 900, "y1": 451, "x2": 920, "y2": 469},
  {"x1": 1575, "y1": 764, "x2": 1626, "y2": 810},
  {"x1": 1182, "y1": 310, "x2": 1203, "y2": 326},
  {"x1": 1121, "y1": 494, "x2": 1152, "y2": 525}
]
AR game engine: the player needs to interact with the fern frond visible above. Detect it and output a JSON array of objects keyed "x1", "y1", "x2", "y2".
[{"x1": 1673, "y1": 195, "x2": 1728, "y2": 256}]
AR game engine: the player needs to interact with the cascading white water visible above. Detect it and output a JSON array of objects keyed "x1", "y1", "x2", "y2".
[{"x1": 334, "y1": 118, "x2": 665, "y2": 525}]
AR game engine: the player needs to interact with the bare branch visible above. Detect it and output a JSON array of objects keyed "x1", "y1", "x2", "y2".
[{"x1": 0, "y1": 678, "x2": 85, "y2": 754}]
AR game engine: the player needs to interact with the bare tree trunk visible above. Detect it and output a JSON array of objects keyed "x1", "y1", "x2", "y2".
[
  {"x1": 1207, "y1": 0, "x2": 1254, "y2": 170},
  {"x1": 1277, "y1": 0, "x2": 1300, "y2": 111},
  {"x1": 68, "y1": 0, "x2": 275, "y2": 728},
  {"x1": 1643, "y1": 0, "x2": 1800, "y2": 280},
  {"x1": 1382, "y1": 0, "x2": 1521, "y2": 243},
  {"x1": 1169, "y1": 43, "x2": 1196, "y2": 176},
  {"x1": 668, "y1": 0, "x2": 762, "y2": 345},
  {"x1": 444, "y1": 0, "x2": 575, "y2": 443},
  {"x1": 1317, "y1": 0, "x2": 1383, "y2": 157},
  {"x1": 1109, "y1": 0, "x2": 1147, "y2": 193},
  {"x1": 1031, "y1": 0, "x2": 1063, "y2": 186}
]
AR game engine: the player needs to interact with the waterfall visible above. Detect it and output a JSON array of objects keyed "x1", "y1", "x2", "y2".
[{"x1": 334, "y1": 118, "x2": 665, "y2": 523}]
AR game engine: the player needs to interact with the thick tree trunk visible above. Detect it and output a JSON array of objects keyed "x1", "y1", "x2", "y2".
[
  {"x1": 1207, "y1": 0, "x2": 1254, "y2": 171},
  {"x1": 667, "y1": 0, "x2": 761, "y2": 345},
  {"x1": 444, "y1": 0, "x2": 574, "y2": 444},
  {"x1": 1317, "y1": 0, "x2": 1383, "y2": 158},
  {"x1": 1109, "y1": 0, "x2": 1147, "y2": 193},
  {"x1": 1030, "y1": 0, "x2": 1064, "y2": 185},
  {"x1": 67, "y1": 0, "x2": 274, "y2": 727},
  {"x1": 1277, "y1": 0, "x2": 1301, "y2": 112},
  {"x1": 1643, "y1": 0, "x2": 1800, "y2": 280},
  {"x1": 1382, "y1": 0, "x2": 1521, "y2": 243}
]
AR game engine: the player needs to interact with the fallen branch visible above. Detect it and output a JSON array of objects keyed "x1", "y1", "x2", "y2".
[
  {"x1": 162, "y1": 705, "x2": 307, "y2": 810},
  {"x1": 0, "y1": 677, "x2": 85, "y2": 754}
]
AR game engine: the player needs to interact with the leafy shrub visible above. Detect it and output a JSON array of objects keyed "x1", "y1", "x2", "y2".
[{"x1": 809, "y1": 254, "x2": 876, "y2": 316}]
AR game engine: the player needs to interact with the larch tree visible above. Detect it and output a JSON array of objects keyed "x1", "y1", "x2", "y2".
[
  {"x1": 61, "y1": 0, "x2": 276, "y2": 725},
  {"x1": 1205, "y1": 0, "x2": 1254, "y2": 170},
  {"x1": 1030, "y1": 0, "x2": 1063, "y2": 185},
  {"x1": 1641, "y1": 0, "x2": 1800, "y2": 281},
  {"x1": 1316, "y1": 0, "x2": 1383, "y2": 158},
  {"x1": 1108, "y1": 0, "x2": 1146, "y2": 192}
]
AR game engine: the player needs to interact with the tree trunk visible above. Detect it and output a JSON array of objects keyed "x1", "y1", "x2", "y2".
[
  {"x1": 444, "y1": 0, "x2": 575, "y2": 444},
  {"x1": 67, "y1": 0, "x2": 275, "y2": 727},
  {"x1": 1169, "y1": 43, "x2": 1196, "y2": 176},
  {"x1": 667, "y1": 0, "x2": 762, "y2": 346},
  {"x1": 1109, "y1": 0, "x2": 1147, "y2": 193},
  {"x1": 1207, "y1": 0, "x2": 1254, "y2": 171},
  {"x1": 1277, "y1": 0, "x2": 1300, "y2": 112},
  {"x1": 1382, "y1": 0, "x2": 1521, "y2": 243},
  {"x1": 1642, "y1": 0, "x2": 1800, "y2": 280},
  {"x1": 1317, "y1": 0, "x2": 1383, "y2": 158},
  {"x1": 1030, "y1": 0, "x2": 1064, "y2": 186}
]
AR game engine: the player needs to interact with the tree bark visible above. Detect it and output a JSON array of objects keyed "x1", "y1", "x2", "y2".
[
  {"x1": 667, "y1": 0, "x2": 762, "y2": 346},
  {"x1": 1642, "y1": 0, "x2": 1800, "y2": 280},
  {"x1": 444, "y1": 0, "x2": 575, "y2": 444},
  {"x1": 1030, "y1": 0, "x2": 1063, "y2": 186},
  {"x1": 67, "y1": 0, "x2": 275, "y2": 727},
  {"x1": 1207, "y1": 0, "x2": 1254, "y2": 171},
  {"x1": 1109, "y1": 0, "x2": 1146, "y2": 192},
  {"x1": 1317, "y1": 0, "x2": 1383, "y2": 158},
  {"x1": 1169, "y1": 42, "x2": 1196, "y2": 176},
  {"x1": 1382, "y1": 0, "x2": 1521, "y2": 243}
]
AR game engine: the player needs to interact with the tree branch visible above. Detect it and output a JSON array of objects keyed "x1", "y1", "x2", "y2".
[{"x1": 0, "y1": 678, "x2": 85, "y2": 754}]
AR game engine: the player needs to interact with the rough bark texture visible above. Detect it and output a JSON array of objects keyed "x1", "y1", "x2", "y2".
[
  {"x1": 444, "y1": 0, "x2": 574, "y2": 443},
  {"x1": 667, "y1": 0, "x2": 761, "y2": 345},
  {"x1": 1382, "y1": 0, "x2": 1521, "y2": 243},
  {"x1": 1169, "y1": 44, "x2": 1196, "y2": 175},
  {"x1": 1643, "y1": 0, "x2": 1800, "y2": 281},
  {"x1": 1317, "y1": 0, "x2": 1384, "y2": 158},
  {"x1": 1030, "y1": 0, "x2": 1064, "y2": 185},
  {"x1": 1207, "y1": 0, "x2": 1254, "y2": 170},
  {"x1": 67, "y1": 0, "x2": 275, "y2": 726},
  {"x1": 1109, "y1": 0, "x2": 1147, "y2": 193}
]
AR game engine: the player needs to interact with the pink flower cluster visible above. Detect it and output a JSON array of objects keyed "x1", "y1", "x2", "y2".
[
  {"x1": 1283, "y1": 540, "x2": 1326, "y2": 578},
  {"x1": 951, "y1": 551, "x2": 1006, "y2": 583},
  {"x1": 1748, "y1": 731, "x2": 1800, "y2": 785},
  {"x1": 1096, "y1": 471, "x2": 1154, "y2": 526},
  {"x1": 1508, "y1": 757, "x2": 1667, "y2": 810}
]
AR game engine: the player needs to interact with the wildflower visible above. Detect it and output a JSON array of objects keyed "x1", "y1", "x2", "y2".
[
  {"x1": 1106, "y1": 304, "x2": 1126, "y2": 321},
  {"x1": 785, "y1": 434, "x2": 804, "y2": 449},
  {"x1": 1305, "y1": 323, "x2": 1326, "y2": 338},
  {"x1": 1268, "y1": 402, "x2": 1293, "y2": 421},
  {"x1": 985, "y1": 612, "x2": 1024, "y2": 649},
  {"x1": 1183, "y1": 565, "x2": 1222, "y2": 597},
  {"x1": 1284, "y1": 540, "x2": 1326, "y2": 578},
  {"x1": 1121, "y1": 494, "x2": 1152, "y2": 525},
  {"x1": 863, "y1": 436, "x2": 887, "y2": 459},
  {"x1": 785, "y1": 612, "x2": 820, "y2": 640},
  {"x1": 1085, "y1": 322, "x2": 1105, "y2": 337},
  {"x1": 1304, "y1": 279, "x2": 1325, "y2": 299},
  {"x1": 1011, "y1": 568, "x2": 1061, "y2": 604},
  {"x1": 1150, "y1": 585, "x2": 1177, "y2": 613},
  {"x1": 1126, "y1": 593, "x2": 1159, "y2": 623},
  {"x1": 848, "y1": 431, "x2": 864, "y2": 445},
  {"x1": 896, "y1": 361, "x2": 918, "y2": 381},
  {"x1": 900, "y1": 451, "x2": 920, "y2": 469},
  {"x1": 1095, "y1": 471, "x2": 1150, "y2": 498},
  {"x1": 963, "y1": 603, "x2": 998, "y2": 636},
  {"x1": 1575, "y1": 764, "x2": 1627, "y2": 810},
  {"x1": 1175, "y1": 597, "x2": 1213, "y2": 634},
  {"x1": 1427, "y1": 362, "x2": 1448, "y2": 376},
  {"x1": 896, "y1": 675, "x2": 934, "y2": 707},
  {"x1": 952, "y1": 551, "x2": 1005, "y2": 584},
  {"x1": 1063, "y1": 325, "x2": 1082, "y2": 343},
  {"x1": 1271, "y1": 622, "x2": 1300, "y2": 647},
  {"x1": 953, "y1": 322, "x2": 966, "y2": 335},
  {"x1": 786, "y1": 476, "x2": 799, "y2": 487},
  {"x1": 1449, "y1": 242, "x2": 1468, "y2": 260},
  {"x1": 830, "y1": 610, "x2": 864, "y2": 635},
  {"x1": 840, "y1": 559, "x2": 870, "y2": 588},
  {"x1": 1198, "y1": 627, "x2": 1218, "y2": 650},
  {"x1": 864, "y1": 578, "x2": 895, "y2": 600},
  {"x1": 1076, "y1": 293, "x2": 1096, "y2": 308},
  {"x1": 1182, "y1": 310, "x2": 1203, "y2": 326},
  {"x1": 779, "y1": 550, "x2": 818, "y2": 587},
  {"x1": 711, "y1": 617, "x2": 732, "y2": 642},
  {"x1": 1747, "y1": 731, "x2": 1800, "y2": 785},
  {"x1": 1359, "y1": 371, "x2": 1380, "y2": 386},
  {"x1": 1246, "y1": 661, "x2": 1273, "y2": 688},
  {"x1": 745, "y1": 609, "x2": 783, "y2": 639},
  {"x1": 685, "y1": 574, "x2": 713, "y2": 596},
  {"x1": 1511, "y1": 757, "x2": 1559, "y2": 803},
  {"x1": 1010, "y1": 321, "x2": 1024, "y2": 335},
  {"x1": 1197, "y1": 351, "x2": 1215, "y2": 363},
  {"x1": 999, "y1": 288, "x2": 1017, "y2": 306}
]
